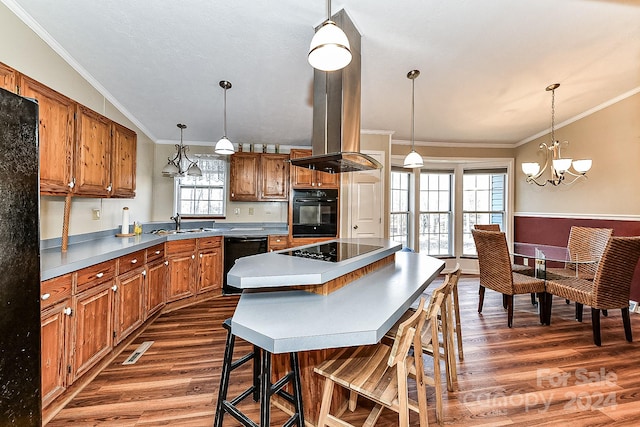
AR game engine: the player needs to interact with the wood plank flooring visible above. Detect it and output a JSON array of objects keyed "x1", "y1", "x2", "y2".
[{"x1": 48, "y1": 276, "x2": 640, "y2": 426}]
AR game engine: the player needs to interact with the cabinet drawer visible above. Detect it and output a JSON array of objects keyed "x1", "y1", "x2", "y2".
[
  {"x1": 268, "y1": 235, "x2": 289, "y2": 252},
  {"x1": 198, "y1": 236, "x2": 222, "y2": 249},
  {"x1": 41, "y1": 273, "x2": 72, "y2": 309},
  {"x1": 76, "y1": 260, "x2": 116, "y2": 293},
  {"x1": 166, "y1": 239, "x2": 197, "y2": 255},
  {"x1": 118, "y1": 250, "x2": 146, "y2": 275},
  {"x1": 146, "y1": 244, "x2": 165, "y2": 262}
]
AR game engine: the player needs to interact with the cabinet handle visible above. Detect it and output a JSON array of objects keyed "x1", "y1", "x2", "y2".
[
  {"x1": 318, "y1": 182, "x2": 322, "y2": 186},
  {"x1": 63, "y1": 307, "x2": 72, "y2": 316},
  {"x1": 106, "y1": 183, "x2": 112, "y2": 192},
  {"x1": 164, "y1": 261, "x2": 169, "y2": 266},
  {"x1": 192, "y1": 254, "x2": 195, "y2": 259},
  {"x1": 41, "y1": 293, "x2": 51, "y2": 301},
  {"x1": 96, "y1": 272, "x2": 104, "y2": 278},
  {"x1": 111, "y1": 284, "x2": 118, "y2": 292},
  {"x1": 155, "y1": 250, "x2": 161, "y2": 255},
  {"x1": 231, "y1": 192, "x2": 235, "y2": 198},
  {"x1": 199, "y1": 253, "x2": 203, "y2": 258},
  {"x1": 311, "y1": 183, "x2": 315, "y2": 186},
  {"x1": 68, "y1": 178, "x2": 75, "y2": 189},
  {"x1": 142, "y1": 270, "x2": 147, "y2": 276},
  {"x1": 131, "y1": 259, "x2": 137, "y2": 264}
]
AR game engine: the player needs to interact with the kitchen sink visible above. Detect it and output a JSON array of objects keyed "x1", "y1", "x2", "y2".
[{"x1": 154, "y1": 227, "x2": 220, "y2": 235}]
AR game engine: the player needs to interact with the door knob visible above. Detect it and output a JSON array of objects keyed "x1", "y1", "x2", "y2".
[{"x1": 353, "y1": 225, "x2": 359, "y2": 230}]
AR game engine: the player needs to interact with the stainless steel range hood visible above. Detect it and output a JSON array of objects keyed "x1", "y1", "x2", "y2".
[{"x1": 290, "y1": 9, "x2": 382, "y2": 174}]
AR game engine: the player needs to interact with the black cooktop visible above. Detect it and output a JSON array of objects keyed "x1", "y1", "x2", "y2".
[{"x1": 285, "y1": 242, "x2": 382, "y2": 263}]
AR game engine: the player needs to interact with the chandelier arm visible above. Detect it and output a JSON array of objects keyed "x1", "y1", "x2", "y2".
[{"x1": 525, "y1": 176, "x2": 549, "y2": 187}]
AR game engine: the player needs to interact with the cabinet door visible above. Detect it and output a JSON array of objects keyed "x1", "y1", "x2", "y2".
[
  {"x1": 315, "y1": 169, "x2": 339, "y2": 188},
  {"x1": 75, "y1": 105, "x2": 112, "y2": 197},
  {"x1": 0, "y1": 62, "x2": 17, "y2": 92},
  {"x1": 111, "y1": 122, "x2": 137, "y2": 198},
  {"x1": 146, "y1": 259, "x2": 168, "y2": 317},
  {"x1": 19, "y1": 76, "x2": 75, "y2": 195},
  {"x1": 290, "y1": 149, "x2": 313, "y2": 188},
  {"x1": 113, "y1": 267, "x2": 145, "y2": 345},
  {"x1": 229, "y1": 152, "x2": 260, "y2": 200},
  {"x1": 71, "y1": 281, "x2": 114, "y2": 382},
  {"x1": 41, "y1": 300, "x2": 71, "y2": 408},
  {"x1": 167, "y1": 252, "x2": 196, "y2": 302},
  {"x1": 268, "y1": 234, "x2": 290, "y2": 252},
  {"x1": 260, "y1": 154, "x2": 289, "y2": 200},
  {"x1": 198, "y1": 247, "x2": 222, "y2": 294}
]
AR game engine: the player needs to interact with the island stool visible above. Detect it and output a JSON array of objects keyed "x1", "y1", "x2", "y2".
[{"x1": 214, "y1": 318, "x2": 305, "y2": 427}]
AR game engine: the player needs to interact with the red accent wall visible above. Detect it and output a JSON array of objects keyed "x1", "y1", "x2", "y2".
[{"x1": 515, "y1": 216, "x2": 640, "y2": 302}]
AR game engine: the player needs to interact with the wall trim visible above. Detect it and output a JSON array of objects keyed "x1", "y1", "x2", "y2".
[{"x1": 515, "y1": 212, "x2": 640, "y2": 222}]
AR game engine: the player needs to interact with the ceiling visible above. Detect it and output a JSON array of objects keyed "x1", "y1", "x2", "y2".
[{"x1": 5, "y1": 0, "x2": 640, "y2": 148}]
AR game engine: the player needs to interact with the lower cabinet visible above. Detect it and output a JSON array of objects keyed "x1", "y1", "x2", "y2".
[
  {"x1": 268, "y1": 234, "x2": 290, "y2": 252},
  {"x1": 71, "y1": 281, "x2": 115, "y2": 382},
  {"x1": 166, "y1": 240, "x2": 197, "y2": 302},
  {"x1": 146, "y1": 258, "x2": 168, "y2": 317},
  {"x1": 41, "y1": 299, "x2": 72, "y2": 407},
  {"x1": 197, "y1": 236, "x2": 223, "y2": 295},
  {"x1": 113, "y1": 266, "x2": 146, "y2": 345}
]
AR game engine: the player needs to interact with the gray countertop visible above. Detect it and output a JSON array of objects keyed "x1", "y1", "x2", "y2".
[
  {"x1": 40, "y1": 225, "x2": 288, "y2": 281},
  {"x1": 227, "y1": 238, "x2": 401, "y2": 288},
  {"x1": 231, "y1": 251, "x2": 445, "y2": 353}
]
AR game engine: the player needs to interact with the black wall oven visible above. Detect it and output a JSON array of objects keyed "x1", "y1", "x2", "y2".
[{"x1": 292, "y1": 189, "x2": 338, "y2": 238}]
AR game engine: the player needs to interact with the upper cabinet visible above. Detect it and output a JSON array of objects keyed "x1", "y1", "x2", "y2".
[
  {"x1": 8, "y1": 63, "x2": 137, "y2": 198},
  {"x1": 110, "y1": 123, "x2": 137, "y2": 198},
  {"x1": 229, "y1": 152, "x2": 289, "y2": 201},
  {"x1": 289, "y1": 149, "x2": 339, "y2": 189},
  {"x1": 19, "y1": 76, "x2": 76, "y2": 195},
  {"x1": 0, "y1": 63, "x2": 17, "y2": 92}
]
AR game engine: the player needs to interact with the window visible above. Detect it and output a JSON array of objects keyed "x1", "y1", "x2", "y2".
[
  {"x1": 174, "y1": 155, "x2": 227, "y2": 216},
  {"x1": 390, "y1": 169, "x2": 410, "y2": 247},
  {"x1": 462, "y1": 169, "x2": 506, "y2": 255},
  {"x1": 419, "y1": 171, "x2": 453, "y2": 256}
]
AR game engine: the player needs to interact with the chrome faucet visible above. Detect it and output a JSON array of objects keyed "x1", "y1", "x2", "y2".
[{"x1": 170, "y1": 213, "x2": 181, "y2": 231}]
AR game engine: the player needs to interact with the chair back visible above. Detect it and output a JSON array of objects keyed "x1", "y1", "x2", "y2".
[
  {"x1": 388, "y1": 297, "x2": 427, "y2": 367},
  {"x1": 474, "y1": 224, "x2": 501, "y2": 231},
  {"x1": 567, "y1": 226, "x2": 613, "y2": 276},
  {"x1": 592, "y1": 236, "x2": 640, "y2": 309},
  {"x1": 471, "y1": 229, "x2": 514, "y2": 294}
]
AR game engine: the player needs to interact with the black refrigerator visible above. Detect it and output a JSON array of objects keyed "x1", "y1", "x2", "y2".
[{"x1": 0, "y1": 87, "x2": 42, "y2": 424}]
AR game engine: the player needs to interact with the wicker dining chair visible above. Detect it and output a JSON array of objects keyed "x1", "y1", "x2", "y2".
[
  {"x1": 546, "y1": 226, "x2": 613, "y2": 281},
  {"x1": 474, "y1": 224, "x2": 534, "y2": 277},
  {"x1": 472, "y1": 229, "x2": 547, "y2": 328},
  {"x1": 545, "y1": 236, "x2": 640, "y2": 346}
]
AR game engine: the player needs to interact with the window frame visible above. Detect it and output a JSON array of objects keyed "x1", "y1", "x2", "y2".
[
  {"x1": 418, "y1": 170, "x2": 454, "y2": 256},
  {"x1": 389, "y1": 168, "x2": 411, "y2": 248},
  {"x1": 173, "y1": 154, "x2": 228, "y2": 219}
]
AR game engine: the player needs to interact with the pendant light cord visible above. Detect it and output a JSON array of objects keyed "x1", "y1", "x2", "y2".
[
  {"x1": 411, "y1": 75, "x2": 415, "y2": 151},
  {"x1": 550, "y1": 86, "x2": 555, "y2": 143},
  {"x1": 223, "y1": 87, "x2": 227, "y2": 138}
]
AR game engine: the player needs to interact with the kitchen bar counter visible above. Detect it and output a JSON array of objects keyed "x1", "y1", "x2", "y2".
[
  {"x1": 40, "y1": 225, "x2": 288, "y2": 281},
  {"x1": 227, "y1": 238, "x2": 401, "y2": 288},
  {"x1": 232, "y1": 250, "x2": 445, "y2": 353}
]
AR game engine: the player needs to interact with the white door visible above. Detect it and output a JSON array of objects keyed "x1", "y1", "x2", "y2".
[{"x1": 345, "y1": 151, "x2": 384, "y2": 238}]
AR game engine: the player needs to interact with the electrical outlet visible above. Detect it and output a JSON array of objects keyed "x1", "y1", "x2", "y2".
[
  {"x1": 249, "y1": 208, "x2": 254, "y2": 215},
  {"x1": 524, "y1": 258, "x2": 529, "y2": 266},
  {"x1": 92, "y1": 208, "x2": 101, "y2": 220},
  {"x1": 234, "y1": 208, "x2": 240, "y2": 215}
]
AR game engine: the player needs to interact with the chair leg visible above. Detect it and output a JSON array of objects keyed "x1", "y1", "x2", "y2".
[
  {"x1": 566, "y1": 298, "x2": 570, "y2": 304},
  {"x1": 545, "y1": 293, "x2": 553, "y2": 325},
  {"x1": 317, "y1": 377, "x2": 335, "y2": 427},
  {"x1": 531, "y1": 292, "x2": 537, "y2": 306},
  {"x1": 591, "y1": 308, "x2": 602, "y2": 346},
  {"x1": 452, "y1": 285, "x2": 464, "y2": 361},
  {"x1": 603, "y1": 309, "x2": 608, "y2": 317},
  {"x1": 478, "y1": 285, "x2": 485, "y2": 313},
  {"x1": 502, "y1": 294, "x2": 508, "y2": 309},
  {"x1": 506, "y1": 295, "x2": 514, "y2": 328},
  {"x1": 537, "y1": 292, "x2": 547, "y2": 325},
  {"x1": 576, "y1": 303, "x2": 584, "y2": 322},
  {"x1": 622, "y1": 307, "x2": 633, "y2": 342}
]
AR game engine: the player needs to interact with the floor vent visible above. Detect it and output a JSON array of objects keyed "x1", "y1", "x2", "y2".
[{"x1": 122, "y1": 341, "x2": 154, "y2": 365}]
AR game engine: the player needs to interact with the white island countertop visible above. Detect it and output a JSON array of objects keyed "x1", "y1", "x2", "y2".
[
  {"x1": 231, "y1": 249, "x2": 445, "y2": 353},
  {"x1": 227, "y1": 238, "x2": 401, "y2": 289}
]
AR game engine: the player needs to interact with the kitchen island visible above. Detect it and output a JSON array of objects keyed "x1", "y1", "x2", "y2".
[{"x1": 228, "y1": 238, "x2": 445, "y2": 423}]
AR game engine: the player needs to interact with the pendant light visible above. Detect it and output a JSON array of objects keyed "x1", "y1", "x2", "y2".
[
  {"x1": 403, "y1": 70, "x2": 424, "y2": 168},
  {"x1": 215, "y1": 80, "x2": 235, "y2": 155},
  {"x1": 162, "y1": 123, "x2": 202, "y2": 177},
  {"x1": 308, "y1": 0, "x2": 352, "y2": 71}
]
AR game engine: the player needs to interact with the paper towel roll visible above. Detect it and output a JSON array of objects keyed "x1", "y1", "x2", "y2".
[{"x1": 121, "y1": 207, "x2": 130, "y2": 235}]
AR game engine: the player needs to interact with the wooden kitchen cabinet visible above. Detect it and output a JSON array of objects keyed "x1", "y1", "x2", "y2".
[
  {"x1": 113, "y1": 250, "x2": 146, "y2": 344},
  {"x1": 289, "y1": 149, "x2": 338, "y2": 189},
  {"x1": 74, "y1": 104, "x2": 112, "y2": 197},
  {"x1": 196, "y1": 236, "x2": 223, "y2": 295},
  {"x1": 146, "y1": 258, "x2": 168, "y2": 317},
  {"x1": 229, "y1": 152, "x2": 290, "y2": 201},
  {"x1": 260, "y1": 154, "x2": 289, "y2": 200},
  {"x1": 0, "y1": 62, "x2": 17, "y2": 92},
  {"x1": 40, "y1": 273, "x2": 73, "y2": 408},
  {"x1": 110, "y1": 122, "x2": 137, "y2": 198},
  {"x1": 166, "y1": 240, "x2": 197, "y2": 302},
  {"x1": 268, "y1": 234, "x2": 290, "y2": 252},
  {"x1": 19, "y1": 75, "x2": 75, "y2": 195},
  {"x1": 229, "y1": 152, "x2": 260, "y2": 201}
]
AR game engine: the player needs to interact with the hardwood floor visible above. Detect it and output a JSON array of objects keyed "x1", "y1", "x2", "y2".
[{"x1": 48, "y1": 276, "x2": 640, "y2": 426}]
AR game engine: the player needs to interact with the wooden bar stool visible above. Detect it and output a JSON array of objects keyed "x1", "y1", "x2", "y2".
[{"x1": 214, "y1": 318, "x2": 305, "y2": 427}]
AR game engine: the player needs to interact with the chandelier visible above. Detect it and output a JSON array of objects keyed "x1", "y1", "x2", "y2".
[
  {"x1": 308, "y1": 0, "x2": 352, "y2": 71},
  {"x1": 162, "y1": 123, "x2": 202, "y2": 177},
  {"x1": 522, "y1": 83, "x2": 592, "y2": 186},
  {"x1": 403, "y1": 70, "x2": 424, "y2": 168}
]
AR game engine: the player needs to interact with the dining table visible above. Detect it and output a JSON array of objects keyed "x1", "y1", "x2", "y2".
[{"x1": 512, "y1": 242, "x2": 598, "y2": 280}]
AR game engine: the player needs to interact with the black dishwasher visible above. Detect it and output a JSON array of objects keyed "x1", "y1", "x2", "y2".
[{"x1": 223, "y1": 236, "x2": 268, "y2": 294}]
